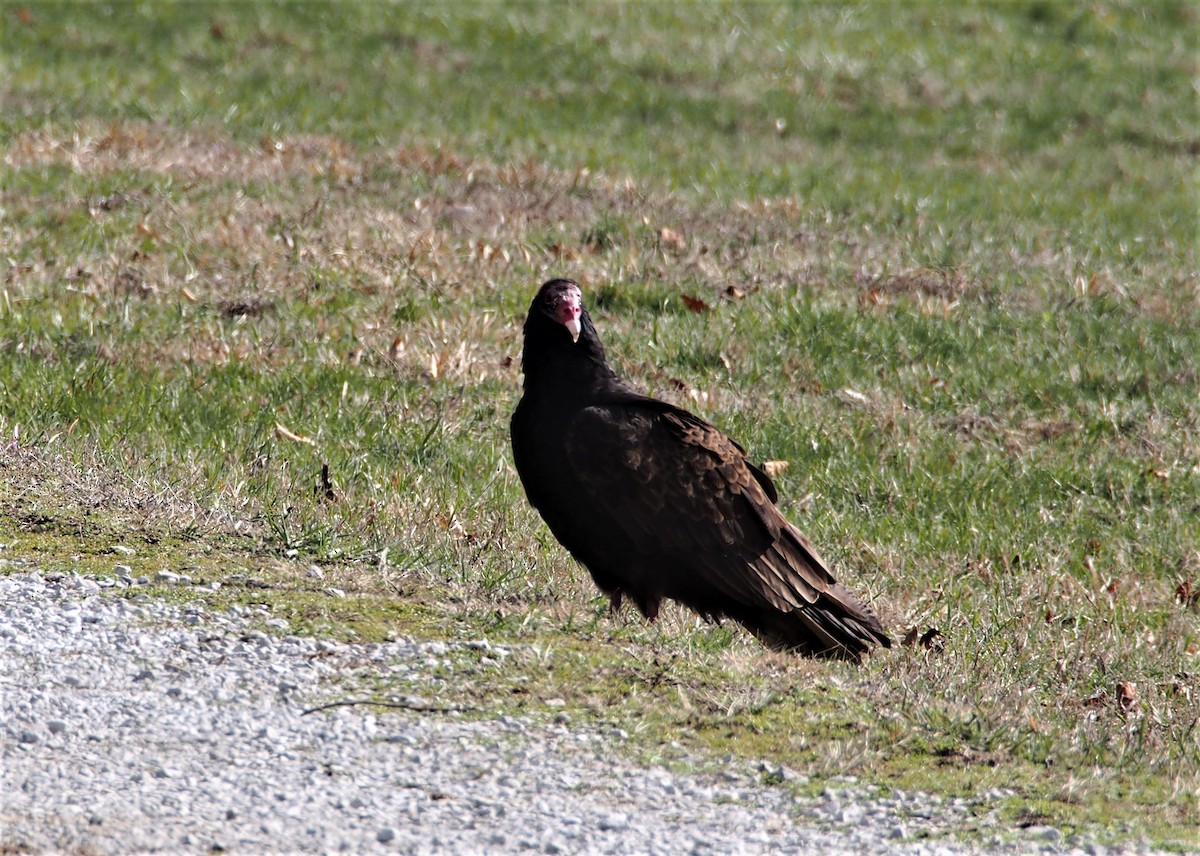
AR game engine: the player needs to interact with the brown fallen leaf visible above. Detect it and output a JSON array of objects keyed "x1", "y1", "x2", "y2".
[
  {"x1": 1116, "y1": 681, "x2": 1138, "y2": 715},
  {"x1": 658, "y1": 227, "x2": 685, "y2": 250},
  {"x1": 858, "y1": 288, "x2": 884, "y2": 307},
  {"x1": 902, "y1": 627, "x2": 945, "y2": 652},
  {"x1": 1176, "y1": 579, "x2": 1198, "y2": 608},
  {"x1": 725, "y1": 285, "x2": 746, "y2": 300},
  {"x1": 761, "y1": 460, "x2": 789, "y2": 478},
  {"x1": 1082, "y1": 689, "x2": 1108, "y2": 709},
  {"x1": 435, "y1": 514, "x2": 469, "y2": 541},
  {"x1": 680, "y1": 294, "x2": 710, "y2": 313}
]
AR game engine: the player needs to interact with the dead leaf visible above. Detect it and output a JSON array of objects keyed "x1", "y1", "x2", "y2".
[
  {"x1": 474, "y1": 241, "x2": 496, "y2": 262},
  {"x1": 219, "y1": 297, "x2": 272, "y2": 318},
  {"x1": 388, "y1": 335, "x2": 406, "y2": 361},
  {"x1": 662, "y1": 378, "x2": 710, "y2": 405},
  {"x1": 761, "y1": 460, "x2": 789, "y2": 478},
  {"x1": 902, "y1": 627, "x2": 944, "y2": 652},
  {"x1": 1116, "y1": 681, "x2": 1138, "y2": 715},
  {"x1": 724, "y1": 285, "x2": 746, "y2": 300},
  {"x1": 1163, "y1": 680, "x2": 1192, "y2": 702},
  {"x1": 919, "y1": 628, "x2": 945, "y2": 652},
  {"x1": 275, "y1": 423, "x2": 315, "y2": 446},
  {"x1": 436, "y1": 514, "x2": 469, "y2": 541},
  {"x1": 1082, "y1": 689, "x2": 1108, "y2": 709},
  {"x1": 317, "y1": 462, "x2": 336, "y2": 502},
  {"x1": 680, "y1": 294, "x2": 710, "y2": 313},
  {"x1": 858, "y1": 288, "x2": 884, "y2": 307},
  {"x1": 658, "y1": 227, "x2": 685, "y2": 250},
  {"x1": 1175, "y1": 579, "x2": 1198, "y2": 607}
]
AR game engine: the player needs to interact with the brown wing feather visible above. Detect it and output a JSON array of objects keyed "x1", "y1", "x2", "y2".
[{"x1": 564, "y1": 403, "x2": 836, "y2": 615}]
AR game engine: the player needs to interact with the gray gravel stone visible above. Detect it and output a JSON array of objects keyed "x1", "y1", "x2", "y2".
[{"x1": 0, "y1": 570, "x2": 1179, "y2": 856}]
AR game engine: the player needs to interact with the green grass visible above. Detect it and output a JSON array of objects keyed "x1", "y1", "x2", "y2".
[{"x1": 2, "y1": 1, "x2": 1198, "y2": 849}]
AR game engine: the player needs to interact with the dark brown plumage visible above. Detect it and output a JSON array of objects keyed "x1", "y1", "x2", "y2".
[{"x1": 510, "y1": 279, "x2": 890, "y2": 661}]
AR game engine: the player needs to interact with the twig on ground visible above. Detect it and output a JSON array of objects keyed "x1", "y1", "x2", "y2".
[{"x1": 301, "y1": 698, "x2": 479, "y2": 716}]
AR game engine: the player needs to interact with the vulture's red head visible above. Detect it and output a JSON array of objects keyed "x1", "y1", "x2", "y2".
[
  {"x1": 531, "y1": 278, "x2": 583, "y2": 343},
  {"x1": 520, "y1": 278, "x2": 618, "y2": 388}
]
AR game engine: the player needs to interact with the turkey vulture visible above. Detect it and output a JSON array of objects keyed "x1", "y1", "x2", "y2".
[{"x1": 511, "y1": 279, "x2": 890, "y2": 661}]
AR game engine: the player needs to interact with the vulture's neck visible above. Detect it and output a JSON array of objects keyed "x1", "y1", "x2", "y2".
[{"x1": 522, "y1": 317, "x2": 624, "y2": 400}]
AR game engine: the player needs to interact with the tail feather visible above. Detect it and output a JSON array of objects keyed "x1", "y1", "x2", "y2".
[
  {"x1": 736, "y1": 587, "x2": 892, "y2": 662},
  {"x1": 740, "y1": 521, "x2": 890, "y2": 660}
]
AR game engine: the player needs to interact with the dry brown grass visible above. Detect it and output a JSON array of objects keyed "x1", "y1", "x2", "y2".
[{"x1": 17, "y1": 120, "x2": 1189, "y2": 332}]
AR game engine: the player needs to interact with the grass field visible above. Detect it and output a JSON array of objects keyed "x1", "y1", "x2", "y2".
[{"x1": 3, "y1": 1, "x2": 1198, "y2": 847}]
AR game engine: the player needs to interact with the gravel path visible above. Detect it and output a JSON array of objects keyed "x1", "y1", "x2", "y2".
[{"x1": 0, "y1": 571, "x2": 1169, "y2": 855}]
